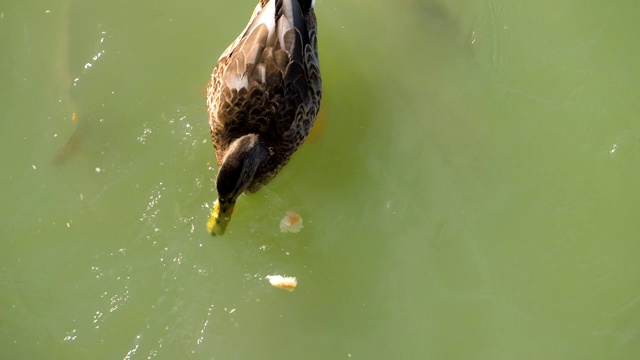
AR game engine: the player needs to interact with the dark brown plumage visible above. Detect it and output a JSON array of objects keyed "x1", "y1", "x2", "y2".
[{"x1": 206, "y1": 0, "x2": 321, "y2": 235}]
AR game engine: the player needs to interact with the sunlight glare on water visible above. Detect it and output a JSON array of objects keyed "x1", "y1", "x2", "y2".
[{"x1": 1, "y1": 0, "x2": 640, "y2": 359}]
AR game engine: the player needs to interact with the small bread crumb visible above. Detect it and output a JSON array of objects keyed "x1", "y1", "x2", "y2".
[
  {"x1": 279, "y1": 211, "x2": 303, "y2": 233},
  {"x1": 266, "y1": 275, "x2": 297, "y2": 291}
]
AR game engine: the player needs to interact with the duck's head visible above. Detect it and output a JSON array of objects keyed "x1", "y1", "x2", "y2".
[{"x1": 208, "y1": 134, "x2": 267, "y2": 236}]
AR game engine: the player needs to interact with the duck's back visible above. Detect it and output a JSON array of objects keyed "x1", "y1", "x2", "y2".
[{"x1": 207, "y1": 0, "x2": 321, "y2": 191}]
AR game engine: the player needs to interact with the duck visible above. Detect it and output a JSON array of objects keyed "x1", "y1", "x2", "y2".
[{"x1": 206, "y1": 0, "x2": 322, "y2": 235}]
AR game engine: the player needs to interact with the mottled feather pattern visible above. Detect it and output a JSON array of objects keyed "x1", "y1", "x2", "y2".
[{"x1": 207, "y1": 0, "x2": 321, "y2": 193}]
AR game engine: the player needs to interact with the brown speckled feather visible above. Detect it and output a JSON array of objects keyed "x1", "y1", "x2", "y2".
[{"x1": 207, "y1": 0, "x2": 321, "y2": 193}]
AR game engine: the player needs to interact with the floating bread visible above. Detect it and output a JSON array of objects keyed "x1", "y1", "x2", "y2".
[
  {"x1": 266, "y1": 275, "x2": 297, "y2": 291},
  {"x1": 279, "y1": 211, "x2": 303, "y2": 233}
]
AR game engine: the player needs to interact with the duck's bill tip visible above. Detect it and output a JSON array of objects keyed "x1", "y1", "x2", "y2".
[{"x1": 207, "y1": 200, "x2": 234, "y2": 236}]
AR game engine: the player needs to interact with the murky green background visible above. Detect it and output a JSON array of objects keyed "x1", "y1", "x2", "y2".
[{"x1": 2, "y1": 0, "x2": 640, "y2": 358}]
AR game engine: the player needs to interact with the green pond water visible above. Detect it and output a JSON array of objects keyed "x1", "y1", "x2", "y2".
[{"x1": 2, "y1": 0, "x2": 640, "y2": 358}]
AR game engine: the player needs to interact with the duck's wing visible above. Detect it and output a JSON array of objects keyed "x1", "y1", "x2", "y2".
[{"x1": 208, "y1": 0, "x2": 320, "y2": 162}]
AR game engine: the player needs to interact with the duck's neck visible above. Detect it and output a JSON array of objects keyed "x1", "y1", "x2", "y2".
[{"x1": 216, "y1": 134, "x2": 268, "y2": 202}]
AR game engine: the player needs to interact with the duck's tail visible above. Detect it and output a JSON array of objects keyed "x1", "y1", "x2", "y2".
[
  {"x1": 223, "y1": 0, "x2": 316, "y2": 88},
  {"x1": 296, "y1": 0, "x2": 314, "y2": 11},
  {"x1": 262, "y1": 0, "x2": 314, "y2": 11}
]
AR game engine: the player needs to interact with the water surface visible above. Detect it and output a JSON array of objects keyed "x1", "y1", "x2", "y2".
[{"x1": 1, "y1": 0, "x2": 640, "y2": 358}]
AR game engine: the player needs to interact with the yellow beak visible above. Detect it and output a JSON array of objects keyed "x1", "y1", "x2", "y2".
[{"x1": 207, "y1": 199, "x2": 235, "y2": 236}]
